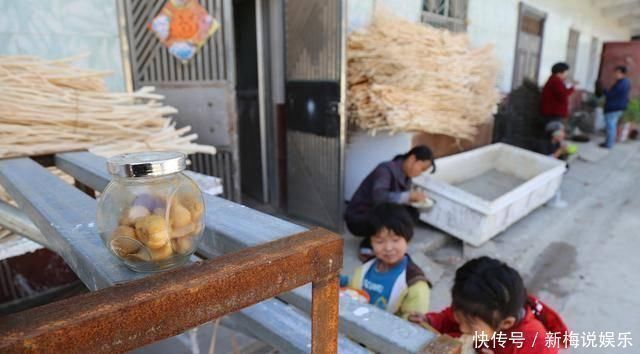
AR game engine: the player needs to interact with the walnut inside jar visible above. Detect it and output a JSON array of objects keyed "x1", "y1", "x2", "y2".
[
  {"x1": 171, "y1": 223, "x2": 195, "y2": 238},
  {"x1": 171, "y1": 236, "x2": 194, "y2": 254},
  {"x1": 110, "y1": 237, "x2": 151, "y2": 262},
  {"x1": 112, "y1": 225, "x2": 136, "y2": 239},
  {"x1": 180, "y1": 196, "x2": 204, "y2": 222},
  {"x1": 169, "y1": 202, "x2": 192, "y2": 228},
  {"x1": 149, "y1": 241, "x2": 173, "y2": 260},
  {"x1": 135, "y1": 214, "x2": 170, "y2": 249}
]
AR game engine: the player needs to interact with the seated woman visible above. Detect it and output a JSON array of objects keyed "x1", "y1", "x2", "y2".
[
  {"x1": 344, "y1": 145, "x2": 435, "y2": 261},
  {"x1": 536, "y1": 121, "x2": 571, "y2": 208},
  {"x1": 538, "y1": 121, "x2": 569, "y2": 160}
]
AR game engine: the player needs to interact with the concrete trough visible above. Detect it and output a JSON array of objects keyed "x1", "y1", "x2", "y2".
[{"x1": 413, "y1": 143, "x2": 566, "y2": 246}]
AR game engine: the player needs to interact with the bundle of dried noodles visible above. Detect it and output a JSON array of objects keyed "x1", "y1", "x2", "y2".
[
  {"x1": 348, "y1": 11, "x2": 500, "y2": 140},
  {"x1": 0, "y1": 54, "x2": 216, "y2": 158}
]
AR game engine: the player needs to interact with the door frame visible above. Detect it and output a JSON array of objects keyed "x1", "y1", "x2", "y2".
[
  {"x1": 511, "y1": 2, "x2": 547, "y2": 90},
  {"x1": 255, "y1": 0, "x2": 271, "y2": 203},
  {"x1": 254, "y1": 0, "x2": 288, "y2": 209},
  {"x1": 566, "y1": 28, "x2": 580, "y2": 80},
  {"x1": 338, "y1": 0, "x2": 348, "y2": 232}
]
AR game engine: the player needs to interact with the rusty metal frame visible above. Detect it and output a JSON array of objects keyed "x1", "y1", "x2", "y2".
[{"x1": 0, "y1": 229, "x2": 343, "y2": 354}]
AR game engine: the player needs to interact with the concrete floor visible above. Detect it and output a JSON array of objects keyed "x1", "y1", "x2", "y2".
[{"x1": 342, "y1": 139, "x2": 640, "y2": 353}]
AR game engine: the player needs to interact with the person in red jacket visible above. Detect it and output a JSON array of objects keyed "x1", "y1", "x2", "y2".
[
  {"x1": 410, "y1": 257, "x2": 569, "y2": 354},
  {"x1": 540, "y1": 62, "x2": 578, "y2": 129}
]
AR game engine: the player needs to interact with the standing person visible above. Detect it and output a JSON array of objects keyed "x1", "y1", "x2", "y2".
[
  {"x1": 540, "y1": 62, "x2": 578, "y2": 133},
  {"x1": 345, "y1": 145, "x2": 435, "y2": 261},
  {"x1": 600, "y1": 66, "x2": 632, "y2": 149}
]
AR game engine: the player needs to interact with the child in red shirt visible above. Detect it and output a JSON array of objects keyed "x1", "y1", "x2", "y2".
[{"x1": 410, "y1": 257, "x2": 568, "y2": 354}]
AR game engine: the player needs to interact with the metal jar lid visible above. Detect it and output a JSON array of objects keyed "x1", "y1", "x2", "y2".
[{"x1": 107, "y1": 151, "x2": 187, "y2": 178}]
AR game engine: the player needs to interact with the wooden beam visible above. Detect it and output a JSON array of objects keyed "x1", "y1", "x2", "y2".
[
  {"x1": 0, "y1": 158, "x2": 145, "y2": 290},
  {"x1": 0, "y1": 200, "x2": 48, "y2": 247},
  {"x1": 0, "y1": 230, "x2": 345, "y2": 353}
]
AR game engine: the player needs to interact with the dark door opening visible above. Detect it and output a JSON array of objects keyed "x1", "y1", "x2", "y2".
[{"x1": 233, "y1": 0, "x2": 265, "y2": 203}]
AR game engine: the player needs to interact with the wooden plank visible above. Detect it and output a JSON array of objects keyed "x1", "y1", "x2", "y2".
[
  {"x1": 226, "y1": 298, "x2": 369, "y2": 354},
  {"x1": 1, "y1": 157, "x2": 364, "y2": 354},
  {"x1": 0, "y1": 200, "x2": 48, "y2": 247},
  {"x1": 55, "y1": 152, "x2": 308, "y2": 254},
  {"x1": 6, "y1": 208, "x2": 352, "y2": 354},
  {"x1": 281, "y1": 287, "x2": 436, "y2": 354},
  {"x1": 54, "y1": 153, "x2": 224, "y2": 197},
  {"x1": 0, "y1": 230, "x2": 345, "y2": 353},
  {"x1": 55, "y1": 152, "x2": 439, "y2": 353},
  {"x1": 183, "y1": 170, "x2": 224, "y2": 196},
  {"x1": 0, "y1": 158, "x2": 144, "y2": 290},
  {"x1": 312, "y1": 276, "x2": 340, "y2": 353}
]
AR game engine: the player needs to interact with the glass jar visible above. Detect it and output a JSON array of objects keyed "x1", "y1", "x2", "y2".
[{"x1": 97, "y1": 152, "x2": 205, "y2": 272}]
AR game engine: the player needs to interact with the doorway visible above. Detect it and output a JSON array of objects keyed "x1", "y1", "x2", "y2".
[
  {"x1": 233, "y1": 0, "x2": 267, "y2": 203},
  {"x1": 566, "y1": 29, "x2": 580, "y2": 80},
  {"x1": 512, "y1": 3, "x2": 546, "y2": 89}
]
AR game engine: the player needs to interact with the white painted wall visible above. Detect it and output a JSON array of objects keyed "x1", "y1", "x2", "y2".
[
  {"x1": 465, "y1": 0, "x2": 520, "y2": 93},
  {"x1": 0, "y1": 0, "x2": 126, "y2": 91},
  {"x1": 345, "y1": 131, "x2": 414, "y2": 200},
  {"x1": 467, "y1": 0, "x2": 632, "y2": 92},
  {"x1": 348, "y1": 0, "x2": 376, "y2": 32},
  {"x1": 347, "y1": 0, "x2": 633, "y2": 92},
  {"x1": 347, "y1": 0, "x2": 422, "y2": 32}
]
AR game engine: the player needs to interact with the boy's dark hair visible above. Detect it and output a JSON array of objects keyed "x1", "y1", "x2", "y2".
[
  {"x1": 615, "y1": 65, "x2": 627, "y2": 74},
  {"x1": 451, "y1": 257, "x2": 527, "y2": 329},
  {"x1": 394, "y1": 145, "x2": 436, "y2": 173},
  {"x1": 369, "y1": 203, "x2": 414, "y2": 241},
  {"x1": 551, "y1": 62, "x2": 570, "y2": 74}
]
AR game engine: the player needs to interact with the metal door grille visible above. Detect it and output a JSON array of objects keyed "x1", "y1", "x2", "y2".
[
  {"x1": 285, "y1": 0, "x2": 341, "y2": 81},
  {"x1": 120, "y1": 0, "x2": 240, "y2": 201},
  {"x1": 123, "y1": 0, "x2": 229, "y2": 87},
  {"x1": 284, "y1": 0, "x2": 344, "y2": 230},
  {"x1": 188, "y1": 150, "x2": 238, "y2": 201}
]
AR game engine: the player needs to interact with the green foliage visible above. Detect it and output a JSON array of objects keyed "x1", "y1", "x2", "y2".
[{"x1": 623, "y1": 98, "x2": 640, "y2": 123}]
